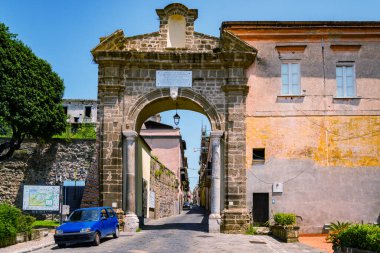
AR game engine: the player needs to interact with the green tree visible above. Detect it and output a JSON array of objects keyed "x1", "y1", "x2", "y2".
[{"x1": 0, "y1": 23, "x2": 66, "y2": 161}]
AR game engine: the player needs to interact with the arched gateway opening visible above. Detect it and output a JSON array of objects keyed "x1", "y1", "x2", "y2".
[{"x1": 91, "y1": 3, "x2": 256, "y2": 233}]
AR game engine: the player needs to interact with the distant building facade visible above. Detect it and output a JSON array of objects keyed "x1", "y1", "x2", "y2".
[
  {"x1": 62, "y1": 99, "x2": 97, "y2": 124},
  {"x1": 140, "y1": 119, "x2": 189, "y2": 214},
  {"x1": 198, "y1": 127, "x2": 211, "y2": 212}
]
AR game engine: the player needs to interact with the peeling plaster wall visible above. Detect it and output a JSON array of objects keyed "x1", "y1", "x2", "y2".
[
  {"x1": 246, "y1": 160, "x2": 380, "y2": 233},
  {"x1": 246, "y1": 116, "x2": 380, "y2": 233},
  {"x1": 241, "y1": 29, "x2": 380, "y2": 233},
  {"x1": 246, "y1": 116, "x2": 380, "y2": 168}
]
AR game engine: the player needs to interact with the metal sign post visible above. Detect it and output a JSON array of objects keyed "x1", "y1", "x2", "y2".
[{"x1": 59, "y1": 185, "x2": 63, "y2": 224}]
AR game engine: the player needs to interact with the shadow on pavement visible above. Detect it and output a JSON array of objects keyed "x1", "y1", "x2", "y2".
[
  {"x1": 49, "y1": 237, "x2": 115, "y2": 250},
  {"x1": 142, "y1": 206, "x2": 209, "y2": 232}
]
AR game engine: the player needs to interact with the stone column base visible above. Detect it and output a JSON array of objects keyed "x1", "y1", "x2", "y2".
[
  {"x1": 208, "y1": 213, "x2": 221, "y2": 233},
  {"x1": 222, "y1": 208, "x2": 250, "y2": 234},
  {"x1": 123, "y1": 212, "x2": 139, "y2": 232}
]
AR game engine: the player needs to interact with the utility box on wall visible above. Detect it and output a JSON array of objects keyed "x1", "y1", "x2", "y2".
[{"x1": 272, "y1": 182, "x2": 283, "y2": 193}]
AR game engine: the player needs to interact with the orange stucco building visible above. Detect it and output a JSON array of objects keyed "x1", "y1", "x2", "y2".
[{"x1": 223, "y1": 22, "x2": 380, "y2": 233}]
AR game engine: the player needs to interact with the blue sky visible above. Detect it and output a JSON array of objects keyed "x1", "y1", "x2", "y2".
[{"x1": 1, "y1": 0, "x2": 379, "y2": 190}]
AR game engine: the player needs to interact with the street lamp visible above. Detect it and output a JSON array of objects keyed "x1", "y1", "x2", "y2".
[{"x1": 173, "y1": 103, "x2": 180, "y2": 126}]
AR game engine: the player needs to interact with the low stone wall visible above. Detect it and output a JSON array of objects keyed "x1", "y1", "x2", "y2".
[
  {"x1": 0, "y1": 139, "x2": 98, "y2": 208},
  {"x1": 335, "y1": 247, "x2": 378, "y2": 253},
  {"x1": 271, "y1": 226, "x2": 300, "y2": 243},
  {"x1": 0, "y1": 228, "x2": 49, "y2": 248},
  {"x1": 150, "y1": 159, "x2": 179, "y2": 219}
]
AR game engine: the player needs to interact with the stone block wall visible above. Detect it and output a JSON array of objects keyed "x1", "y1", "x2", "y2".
[
  {"x1": 0, "y1": 139, "x2": 98, "y2": 208},
  {"x1": 123, "y1": 32, "x2": 219, "y2": 52},
  {"x1": 92, "y1": 3, "x2": 257, "y2": 233},
  {"x1": 149, "y1": 159, "x2": 179, "y2": 219}
]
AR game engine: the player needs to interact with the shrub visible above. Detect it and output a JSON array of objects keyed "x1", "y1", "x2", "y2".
[
  {"x1": 334, "y1": 224, "x2": 380, "y2": 252},
  {"x1": 326, "y1": 221, "x2": 351, "y2": 244},
  {"x1": 53, "y1": 123, "x2": 96, "y2": 140},
  {"x1": 273, "y1": 213, "x2": 296, "y2": 227},
  {"x1": 155, "y1": 169, "x2": 163, "y2": 178},
  {"x1": 0, "y1": 203, "x2": 35, "y2": 240},
  {"x1": 16, "y1": 214, "x2": 35, "y2": 233}
]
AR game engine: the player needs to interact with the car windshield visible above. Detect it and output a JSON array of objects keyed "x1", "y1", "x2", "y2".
[{"x1": 69, "y1": 210, "x2": 99, "y2": 222}]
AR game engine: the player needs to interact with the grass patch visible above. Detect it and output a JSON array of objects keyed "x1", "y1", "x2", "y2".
[
  {"x1": 245, "y1": 225, "x2": 257, "y2": 235},
  {"x1": 32, "y1": 220, "x2": 60, "y2": 228}
]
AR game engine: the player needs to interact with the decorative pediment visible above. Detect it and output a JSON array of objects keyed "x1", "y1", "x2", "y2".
[
  {"x1": 220, "y1": 30, "x2": 257, "y2": 53},
  {"x1": 92, "y1": 3, "x2": 256, "y2": 67},
  {"x1": 156, "y1": 3, "x2": 198, "y2": 21},
  {"x1": 91, "y1": 29, "x2": 125, "y2": 52}
]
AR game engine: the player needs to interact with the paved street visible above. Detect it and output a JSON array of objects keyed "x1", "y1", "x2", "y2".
[{"x1": 36, "y1": 207, "x2": 325, "y2": 253}]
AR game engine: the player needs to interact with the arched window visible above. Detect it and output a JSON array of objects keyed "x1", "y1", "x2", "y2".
[{"x1": 167, "y1": 15, "x2": 186, "y2": 48}]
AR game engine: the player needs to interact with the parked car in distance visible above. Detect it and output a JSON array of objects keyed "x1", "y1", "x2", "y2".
[
  {"x1": 183, "y1": 202, "x2": 191, "y2": 210},
  {"x1": 54, "y1": 207, "x2": 119, "y2": 248}
]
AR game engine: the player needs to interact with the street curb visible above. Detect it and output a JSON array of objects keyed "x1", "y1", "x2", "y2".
[{"x1": 15, "y1": 242, "x2": 55, "y2": 253}]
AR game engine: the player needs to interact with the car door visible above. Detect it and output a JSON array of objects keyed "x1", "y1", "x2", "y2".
[
  {"x1": 106, "y1": 208, "x2": 117, "y2": 232},
  {"x1": 100, "y1": 208, "x2": 111, "y2": 236}
]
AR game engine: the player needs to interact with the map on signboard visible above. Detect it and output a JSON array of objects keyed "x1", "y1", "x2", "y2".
[
  {"x1": 23, "y1": 185, "x2": 60, "y2": 211},
  {"x1": 156, "y1": 70, "x2": 192, "y2": 87}
]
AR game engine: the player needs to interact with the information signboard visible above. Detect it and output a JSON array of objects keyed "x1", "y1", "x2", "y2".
[
  {"x1": 156, "y1": 70, "x2": 192, "y2": 87},
  {"x1": 149, "y1": 191, "x2": 155, "y2": 209},
  {"x1": 23, "y1": 185, "x2": 60, "y2": 211}
]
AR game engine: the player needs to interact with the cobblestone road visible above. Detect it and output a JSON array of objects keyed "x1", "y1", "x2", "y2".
[{"x1": 36, "y1": 207, "x2": 326, "y2": 253}]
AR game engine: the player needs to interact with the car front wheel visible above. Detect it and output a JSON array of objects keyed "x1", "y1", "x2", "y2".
[
  {"x1": 113, "y1": 226, "x2": 119, "y2": 238},
  {"x1": 57, "y1": 243, "x2": 66, "y2": 248},
  {"x1": 93, "y1": 232, "x2": 100, "y2": 246}
]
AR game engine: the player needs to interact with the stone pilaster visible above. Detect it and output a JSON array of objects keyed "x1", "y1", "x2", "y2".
[
  {"x1": 221, "y1": 67, "x2": 250, "y2": 233},
  {"x1": 122, "y1": 130, "x2": 139, "y2": 232},
  {"x1": 209, "y1": 131, "x2": 223, "y2": 233}
]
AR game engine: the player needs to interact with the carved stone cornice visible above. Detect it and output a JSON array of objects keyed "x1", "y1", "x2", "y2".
[
  {"x1": 123, "y1": 131, "x2": 138, "y2": 142},
  {"x1": 98, "y1": 84, "x2": 125, "y2": 93},
  {"x1": 93, "y1": 51, "x2": 256, "y2": 69},
  {"x1": 210, "y1": 131, "x2": 224, "y2": 140},
  {"x1": 221, "y1": 85, "x2": 249, "y2": 95},
  {"x1": 222, "y1": 21, "x2": 380, "y2": 42}
]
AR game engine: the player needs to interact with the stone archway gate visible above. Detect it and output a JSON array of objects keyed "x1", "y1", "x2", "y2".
[{"x1": 91, "y1": 3, "x2": 256, "y2": 233}]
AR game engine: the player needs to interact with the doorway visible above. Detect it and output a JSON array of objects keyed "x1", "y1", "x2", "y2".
[{"x1": 252, "y1": 193, "x2": 269, "y2": 226}]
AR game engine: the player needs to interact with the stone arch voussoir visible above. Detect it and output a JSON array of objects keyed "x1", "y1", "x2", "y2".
[{"x1": 127, "y1": 88, "x2": 222, "y2": 132}]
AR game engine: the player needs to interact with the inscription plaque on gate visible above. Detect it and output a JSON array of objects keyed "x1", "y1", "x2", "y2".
[{"x1": 156, "y1": 70, "x2": 192, "y2": 87}]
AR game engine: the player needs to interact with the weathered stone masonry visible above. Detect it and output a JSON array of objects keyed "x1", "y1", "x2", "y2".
[
  {"x1": 0, "y1": 139, "x2": 99, "y2": 208},
  {"x1": 150, "y1": 159, "x2": 179, "y2": 219},
  {"x1": 92, "y1": 3, "x2": 257, "y2": 233},
  {"x1": 0, "y1": 138, "x2": 183, "y2": 222}
]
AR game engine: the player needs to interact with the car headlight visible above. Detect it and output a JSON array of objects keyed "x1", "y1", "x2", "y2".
[
  {"x1": 80, "y1": 228, "x2": 91, "y2": 233},
  {"x1": 55, "y1": 229, "x2": 63, "y2": 235}
]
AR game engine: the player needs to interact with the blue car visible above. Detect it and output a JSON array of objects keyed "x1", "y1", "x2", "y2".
[{"x1": 54, "y1": 207, "x2": 119, "y2": 247}]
